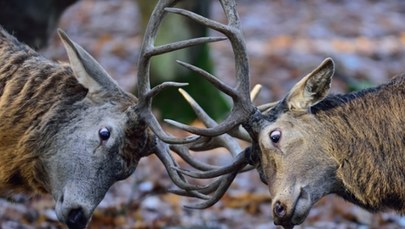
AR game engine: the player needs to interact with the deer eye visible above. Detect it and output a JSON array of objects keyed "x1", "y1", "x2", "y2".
[
  {"x1": 99, "y1": 127, "x2": 110, "y2": 141},
  {"x1": 270, "y1": 129, "x2": 281, "y2": 144}
]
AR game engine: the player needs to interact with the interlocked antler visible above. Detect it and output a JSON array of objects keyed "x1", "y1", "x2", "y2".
[
  {"x1": 136, "y1": 0, "x2": 260, "y2": 208},
  {"x1": 167, "y1": 88, "x2": 263, "y2": 208}
]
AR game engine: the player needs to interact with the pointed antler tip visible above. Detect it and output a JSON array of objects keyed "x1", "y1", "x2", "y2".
[
  {"x1": 176, "y1": 59, "x2": 186, "y2": 65},
  {"x1": 164, "y1": 7, "x2": 177, "y2": 12},
  {"x1": 252, "y1": 84, "x2": 262, "y2": 89}
]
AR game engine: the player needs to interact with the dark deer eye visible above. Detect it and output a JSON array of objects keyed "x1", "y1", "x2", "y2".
[
  {"x1": 99, "y1": 127, "x2": 110, "y2": 141},
  {"x1": 270, "y1": 130, "x2": 281, "y2": 144}
]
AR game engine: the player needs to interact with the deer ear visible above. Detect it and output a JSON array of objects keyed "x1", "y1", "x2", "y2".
[
  {"x1": 285, "y1": 58, "x2": 335, "y2": 111},
  {"x1": 57, "y1": 29, "x2": 121, "y2": 95}
]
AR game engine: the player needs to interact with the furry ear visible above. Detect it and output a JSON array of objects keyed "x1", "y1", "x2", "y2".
[
  {"x1": 285, "y1": 58, "x2": 335, "y2": 111},
  {"x1": 58, "y1": 29, "x2": 121, "y2": 95}
]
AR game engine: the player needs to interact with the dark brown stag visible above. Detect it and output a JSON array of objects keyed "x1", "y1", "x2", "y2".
[
  {"x1": 0, "y1": 0, "x2": 260, "y2": 228},
  {"x1": 161, "y1": 2, "x2": 405, "y2": 229}
]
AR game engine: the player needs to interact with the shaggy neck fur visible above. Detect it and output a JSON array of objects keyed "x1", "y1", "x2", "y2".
[
  {"x1": 312, "y1": 75, "x2": 405, "y2": 212},
  {"x1": 0, "y1": 28, "x2": 87, "y2": 195}
]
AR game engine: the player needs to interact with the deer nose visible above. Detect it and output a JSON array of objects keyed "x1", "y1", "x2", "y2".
[
  {"x1": 273, "y1": 200, "x2": 287, "y2": 218},
  {"x1": 66, "y1": 208, "x2": 87, "y2": 229},
  {"x1": 272, "y1": 200, "x2": 296, "y2": 228}
]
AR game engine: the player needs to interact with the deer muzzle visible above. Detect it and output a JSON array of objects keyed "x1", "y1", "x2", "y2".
[
  {"x1": 54, "y1": 191, "x2": 95, "y2": 229},
  {"x1": 272, "y1": 186, "x2": 312, "y2": 228},
  {"x1": 66, "y1": 208, "x2": 88, "y2": 229}
]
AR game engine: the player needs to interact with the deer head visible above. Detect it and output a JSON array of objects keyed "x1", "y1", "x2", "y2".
[
  {"x1": 255, "y1": 58, "x2": 339, "y2": 227},
  {"x1": 42, "y1": 30, "x2": 145, "y2": 228}
]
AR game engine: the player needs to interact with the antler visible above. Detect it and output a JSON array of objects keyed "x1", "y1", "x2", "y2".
[
  {"x1": 164, "y1": 85, "x2": 270, "y2": 209},
  {"x1": 161, "y1": 1, "x2": 261, "y2": 208},
  {"x1": 163, "y1": 0, "x2": 258, "y2": 137},
  {"x1": 154, "y1": 83, "x2": 264, "y2": 208},
  {"x1": 135, "y1": 0, "x2": 261, "y2": 209},
  {"x1": 136, "y1": 0, "x2": 229, "y2": 144},
  {"x1": 136, "y1": 0, "x2": 258, "y2": 141},
  {"x1": 164, "y1": 85, "x2": 265, "y2": 209}
]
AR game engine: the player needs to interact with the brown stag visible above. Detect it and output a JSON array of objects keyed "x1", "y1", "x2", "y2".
[
  {"x1": 0, "y1": 26, "x2": 159, "y2": 228},
  {"x1": 162, "y1": 1, "x2": 405, "y2": 229},
  {"x1": 0, "y1": 0, "x2": 239, "y2": 227}
]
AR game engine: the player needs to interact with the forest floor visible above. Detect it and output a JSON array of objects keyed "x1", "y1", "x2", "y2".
[{"x1": 1, "y1": 0, "x2": 405, "y2": 228}]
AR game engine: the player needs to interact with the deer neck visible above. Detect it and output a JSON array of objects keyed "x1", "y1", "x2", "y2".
[
  {"x1": 0, "y1": 39, "x2": 87, "y2": 194},
  {"x1": 313, "y1": 75, "x2": 405, "y2": 212}
]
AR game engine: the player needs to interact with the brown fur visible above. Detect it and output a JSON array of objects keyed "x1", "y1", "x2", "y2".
[
  {"x1": 314, "y1": 74, "x2": 405, "y2": 212},
  {"x1": 0, "y1": 28, "x2": 87, "y2": 194}
]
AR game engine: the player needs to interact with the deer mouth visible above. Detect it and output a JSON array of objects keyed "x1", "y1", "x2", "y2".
[{"x1": 273, "y1": 187, "x2": 313, "y2": 228}]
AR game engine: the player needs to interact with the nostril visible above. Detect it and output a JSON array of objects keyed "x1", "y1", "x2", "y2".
[
  {"x1": 273, "y1": 201, "x2": 287, "y2": 218},
  {"x1": 67, "y1": 208, "x2": 87, "y2": 229}
]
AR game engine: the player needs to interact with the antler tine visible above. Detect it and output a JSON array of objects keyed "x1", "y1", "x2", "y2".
[
  {"x1": 258, "y1": 101, "x2": 280, "y2": 113},
  {"x1": 250, "y1": 84, "x2": 262, "y2": 102},
  {"x1": 177, "y1": 88, "x2": 219, "y2": 129},
  {"x1": 136, "y1": 0, "x2": 228, "y2": 144},
  {"x1": 169, "y1": 144, "x2": 222, "y2": 171},
  {"x1": 163, "y1": 87, "x2": 244, "y2": 177},
  {"x1": 169, "y1": 146, "x2": 251, "y2": 209},
  {"x1": 199, "y1": 83, "x2": 262, "y2": 142},
  {"x1": 176, "y1": 61, "x2": 238, "y2": 99},
  {"x1": 150, "y1": 37, "x2": 227, "y2": 57},
  {"x1": 185, "y1": 171, "x2": 239, "y2": 209},
  {"x1": 171, "y1": 150, "x2": 247, "y2": 179},
  {"x1": 178, "y1": 86, "x2": 252, "y2": 143},
  {"x1": 152, "y1": 140, "x2": 215, "y2": 200},
  {"x1": 169, "y1": 178, "x2": 223, "y2": 197},
  {"x1": 223, "y1": 84, "x2": 261, "y2": 141},
  {"x1": 169, "y1": 148, "x2": 255, "y2": 197},
  {"x1": 137, "y1": 0, "x2": 176, "y2": 103},
  {"x1": 169, "y1": 171, "x2": 239, "y2": 209},
  {"x1": 175, "y1": 88, "x2": 242, "y2": 155},
  {"x1": 181, "y1": 147, "x2": 257, "y2": 209},
  {"x1": 171, "y1": 178, "x2": 221, "y2": 194},
  {"x1": 162, "y1": 0, "x2": 257, "y2": 137}
]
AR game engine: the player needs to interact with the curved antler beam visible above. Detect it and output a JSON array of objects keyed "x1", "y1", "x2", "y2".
[{"x1": 171, "y1": 149, "x2": 247, "y2": 179}]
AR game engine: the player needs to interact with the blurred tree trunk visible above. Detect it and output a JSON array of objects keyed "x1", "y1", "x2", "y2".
[
  {"x1": 0, "y1": 0, "x2": 78, "y2": 49},
  {"x1": 137, "y1": 0, "x2": 230, "y2": 123}
]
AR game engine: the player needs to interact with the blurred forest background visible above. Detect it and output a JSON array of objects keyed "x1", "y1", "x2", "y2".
[{"x1": 1, "y1": 0, "x2": 405, "y2": 228}]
